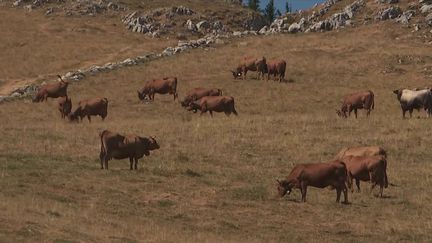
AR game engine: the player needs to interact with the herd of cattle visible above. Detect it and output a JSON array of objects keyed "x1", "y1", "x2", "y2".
[{"x1": 30, "y1": 55, "x2": 432, "y2": 203}]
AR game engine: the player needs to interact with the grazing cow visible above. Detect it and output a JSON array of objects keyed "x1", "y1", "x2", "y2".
[
  {"x1": 99, "y1": 130, "x2": 160, "y2": 170},
  {"x1": 393, "y1": 88, "x2": 432, "y2": 118},
  {"x1": 187, "y1": 96, "x2": 238, "y2": 117},
  {"x1": 58, "y1": 96, "x2": 72, "y2": 119},
  {"x1": 137, "y1": 77, "x2": 178, "y2": 101},
  {"x1": 276, "y1": 160, "x2": 348, "y2": 203},
  {"x1": 335, "y1": 146, "x2": 387, "y2": 160},
  {"x1": 180, "y1": 87, "x2": 222, "y2": 107},
  {"x1": 265, "y1": 59, "x2": 286, "y2": 82},
  {"x1": 341, "y1": 155, "x2": 388, "y2": 197},
  {"x1": 336, "y1": 90, "x2": 374, "y2": 118},
  {"x1": 33, "y1": 75, "x2": 69, "y2": 102},
  {"x1": 231, "y1": 57, "x2": 267, "y2": 80},
  {"x1": 68, "y1": 97, "x2": 108, "y2": 122}
]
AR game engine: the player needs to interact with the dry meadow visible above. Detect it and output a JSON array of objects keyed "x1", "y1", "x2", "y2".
[{"x1": 1, "y1": 19, "x2": 432, "y2": 242}]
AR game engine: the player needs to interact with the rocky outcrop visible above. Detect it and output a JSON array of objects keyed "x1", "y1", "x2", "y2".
[
  {"x1": 376, "y1": 6, "x2": 402, "y2": 20},
  {"x1": 243, "y1": 12, "x2": 268, "y2": 31}
]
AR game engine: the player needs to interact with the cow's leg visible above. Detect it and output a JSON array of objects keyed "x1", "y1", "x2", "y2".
[
  {"x1": 402, "y1": 109, "x2": 406, "y2": 119},
  {"x1": 209, "y1": 110, "x2": 213, "y2": 117},
  {"x1": 342, "y1": 185, "x2": 348, "y2": 204},
  {"x1": 87, "y1": 115, "x2": 91, "y2": 123},
  {"x1": 379, "y1": 184, "x2": 384, "y2": 198},
  {"x1": 355, "y1": 179, "x2": 361, "y2": 192},
  {"x1": 104, "y1": 158, "x2": 109, "y2": 170},
  {"x1": 134, "y1": 158, "x2": 138, "y2": 170},
  {"x1": 129, "y1": 157, "x2": 133, "y2": 170},
  {"x1": 336, "y1": 187, "x2": 341, "y2": 203},
  {"x1": 354, "y1": 109, "x2": 358, "y2": 119},
  {"x1": 409, "y1": 109, "x2": 413, "y2": 118},
  {"x1": 366, "y1": 108, "x2": 371, "y2": 117},
  {"x1": 300, "y1": 182, "x2": 307, "y2": 202}
]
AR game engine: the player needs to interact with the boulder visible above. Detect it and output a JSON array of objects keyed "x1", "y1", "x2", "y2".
[
  {"x1": 421, "y1": 4, "x2": 432, "y2": 13},
  {"x1": 426, "y1": 13, "x2": 432, "y2": 26},
  {"x1": 396, "y1": 10, "x2": 415, "y2": 24},
  {"x1": 196, "y1": 20, "x2": 211, "y2": 31},
  {"x1": 377, "y1": 6, "x2": 402, "y2": 20},
  {"x1": 185, "y1": 19, "x2": 197, "y2": 31},
  {"x1": 288, "y1": 23, "x2": 301, "y2": 33}
]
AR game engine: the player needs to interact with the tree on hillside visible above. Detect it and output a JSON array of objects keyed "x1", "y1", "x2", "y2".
[
  {"x1": 264, "y1": 0, "x2": 276, "y2": 23},
  {"x1": 285, "y1": 0, "x2": 291, "y2": 13},
  {"x1": 248, "y1": 0, "x2": 260, "y2": 12},
  {"x1": 276, "y1": 9, "x2": 282, "y2": 17}
]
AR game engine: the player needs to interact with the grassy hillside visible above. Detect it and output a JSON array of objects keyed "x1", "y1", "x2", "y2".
[{"x1": 1, "y1": 19, "x2": 432, "y2": 241}]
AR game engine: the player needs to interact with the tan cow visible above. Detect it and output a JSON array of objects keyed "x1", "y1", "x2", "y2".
[
  {"x1": 68, "y1": 97, "x2": 108, "y2": 122},
  {"x1": 341, "y1": 155, "x2": 388, "y2": 197},
  {"x1": 137, "y1": 77, "x2": 178, "y2": 101},
  {"x1": 33, "y1": 75, "x2": 69, "y2": 102},
  {"x1": 231, "y1": 57, "x2": 267, "y2": 80},
  {"x1": 335, "y1": 146, "x2": 387, "y2": 160},
  {"x1": 58, "y1": 96, "x2": 72, "y2": 119},
  {"x1": 180, "y1": 87, "x2": 222, "y2": 107},
  {"x1": 187, "y1": 96, "x2": 238, "y2": 117},
  {"x1": 336, "y1": 90, "x2": 374, "y2": 118},
  {"x1": 276, "y1": 160, "x2": 348, "y2": 203},
  {"x1": 265, "y1": 59, "x2": 286, "y2": 82},
  {"x1": 99, "y1": 130, "x2": 160, "y2": 170}
]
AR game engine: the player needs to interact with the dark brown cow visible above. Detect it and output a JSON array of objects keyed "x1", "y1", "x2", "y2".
[
  {"x1": 137, "y1": 77, "x2": 178, "y2": 101},
  {"x1": 335, "y1": 146, "x2": 387, "y2": 160},
  {"x1": 68, "y1": 97, "x2": 108, "y2": 122},
  {"x1": 231, "y1": 57, "x2": 267, "y2": 80},
  {"x1": 58, "y1": 96, "x2": 72, "y2": 119},
  {"x1": 265, "y1": 59, "x2": 286, "y2": 82},
  {"x1": 180, "y1": 87, "x2": 222, "y2": 107},
  {"x1": 276, "y1": 160, "x2": 348, "y2": 203},
  {"x1": 341, "y1": 155, "x2": 388, "y2": 197},
  {"x1": 33, "y1": 75, "x2": 69, "y2": 102},
  {"x1": 187, "y1": 96, "x2": 238, "y2": 117},
  {"x1": 336, "y1": 90, "x2": 374, "y2": 118},
  {"x1": 99, "y1": 130, "x2": 160, "y2": 170}
]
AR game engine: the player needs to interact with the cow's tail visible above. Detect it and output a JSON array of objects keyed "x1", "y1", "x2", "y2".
[
  {"x1": 99, "y1": 130, "x2": 108, "y2": 161},
  {"x1": 173, "y1": 78, "x2": 178, "y2": 99},
  {"x1": 370, "y1": 91, "x2": 375, "y2": 110},
  {"x1": 231, "y1": 97, "x2": 238, "y2": 116},
  {"x1": 382, "y1": 157, "x2": 389, "y2": 188}
]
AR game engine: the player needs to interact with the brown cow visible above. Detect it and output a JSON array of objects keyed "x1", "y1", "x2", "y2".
[
  {"x1": 265, "y1": 59, "x2": 286, "y2": 82},
  {"x1": 68, "y1": 97, "x2": 108, "y2": 122},
  {"x1": 341, "y1": 155, "x2": 388, "y2": 197},
  {"x1": 180, "y1": 87, "x2": 222, "y2": 107},
  {"x1": 137, "y1": 77, "x2": 178, "y2": 101},
  {"x1": 231, "y1": 57, "x2": 267, "y2": 80},
  {"x1": 276, "y1": 160, "x2": 348, "y2": 203},
  {"x1": 58, "y1": 96, "x2": 72, "y2": 119},
  {"x1": 335, "y1": 146, "x2": 387, "y2": 160},
  {"x1": 99, "y1": 130, "x2": 160, "y2": 170},
  {"x1": 336, "y1": 90, "x2": 374, "y2": 118},
  {"x1": 187, "y1": 96, "x2": 238, "y2": 117},
  {"x1": 33, "y1": 75, "x2": 69, "y2": 102}
]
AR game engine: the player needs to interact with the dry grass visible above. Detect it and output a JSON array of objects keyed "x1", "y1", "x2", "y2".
[{"x1": 2, "y1": 18, "x2": 432, "y2": 242}]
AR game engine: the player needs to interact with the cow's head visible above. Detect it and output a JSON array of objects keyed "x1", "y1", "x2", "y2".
[
  {"x1": 146, "y1": 136, "x2": 160, "y2": 150},
  {"x1": 393, "y1": 89, "x2": 403, "y2": 101},
  {"x1": 181, "y1": 96, "x2": 193, "y2": 107},
  {"x1": 137, "y1": 89, "x2": 150, "y2": 101},
  {"x1": 336, "y1": 109, "x2": 347, "y2": 118},
  {"x1": 276, "y1": 179, "x2": 292, "y2": 197},
  {"x1": 187, "y1": 100, "x2": 201, "y2": 113},
  {"x1": 231, "y1": 69, "x2": 242, "y2": 79},
  {"x1": 67, "y1": 108, "x2": 81, "y2": 122}
]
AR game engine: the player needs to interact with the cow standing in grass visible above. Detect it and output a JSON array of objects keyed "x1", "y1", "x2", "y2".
[
  {"x1": 137, "y1": 77, "x2": 178, "y2": 101},
  {"x1": 187, "y1": 96, "x2": 238, "y2": 117},
  {"x1": 68, "y1": 97, "x2": 108, "y2": 122},
  {"x1": 231, "y1": 57, "x2": 267, "y2": 80},
  {"x1": 33, "y1": 75, "x2": 69, "y2": 102},
  {"x1": 341, "y1": 155, "x2": 388, "y2": 197},
  {"x1": 58, "y1": 96, "x2": 72, "y2": 119},
  {"x1": 336, "y1": 90, "x2": 374, "y2": 118},
  {"x1": 99, "y1": 130, "x2": 160, "y2": 170},
  {"x1": 180, "y1": 87, "x2": 223, "y2": 107},
  {"x1": 265, "y1": 59, "x2": 286, "y2": 82},
  {"x1": 393, "y1": 88, "x2": 432, "y2": 118},
  {"x1": 276, "y1": 160, "x2": 348, "y2": 203}
]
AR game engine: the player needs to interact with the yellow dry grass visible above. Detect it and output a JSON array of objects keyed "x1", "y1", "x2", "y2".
[{"x1": 1, "y1": 18, "x2": 432, "y2": 242}]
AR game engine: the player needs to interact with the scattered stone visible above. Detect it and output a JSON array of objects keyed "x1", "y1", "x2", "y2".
[
  {"x1": 196, "y1": 20, "x2": 210, "y2": 32},
  {"x1": 377, "y1": 6, "x2": 402, "y2": 20},
  {"x1": 421, "y1": 4, "x2": 432, "y2": 13},
  {"x1": 396, "y1": 10, "x2": 415, "y2": 24},
  {"x1": 288, "y1": 23, "x2": 301, "y2": 33}
]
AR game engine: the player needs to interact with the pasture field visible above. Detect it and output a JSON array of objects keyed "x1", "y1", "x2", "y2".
[{"x1": 2, "y1": 21, "x2": 432, "y2": 242}]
